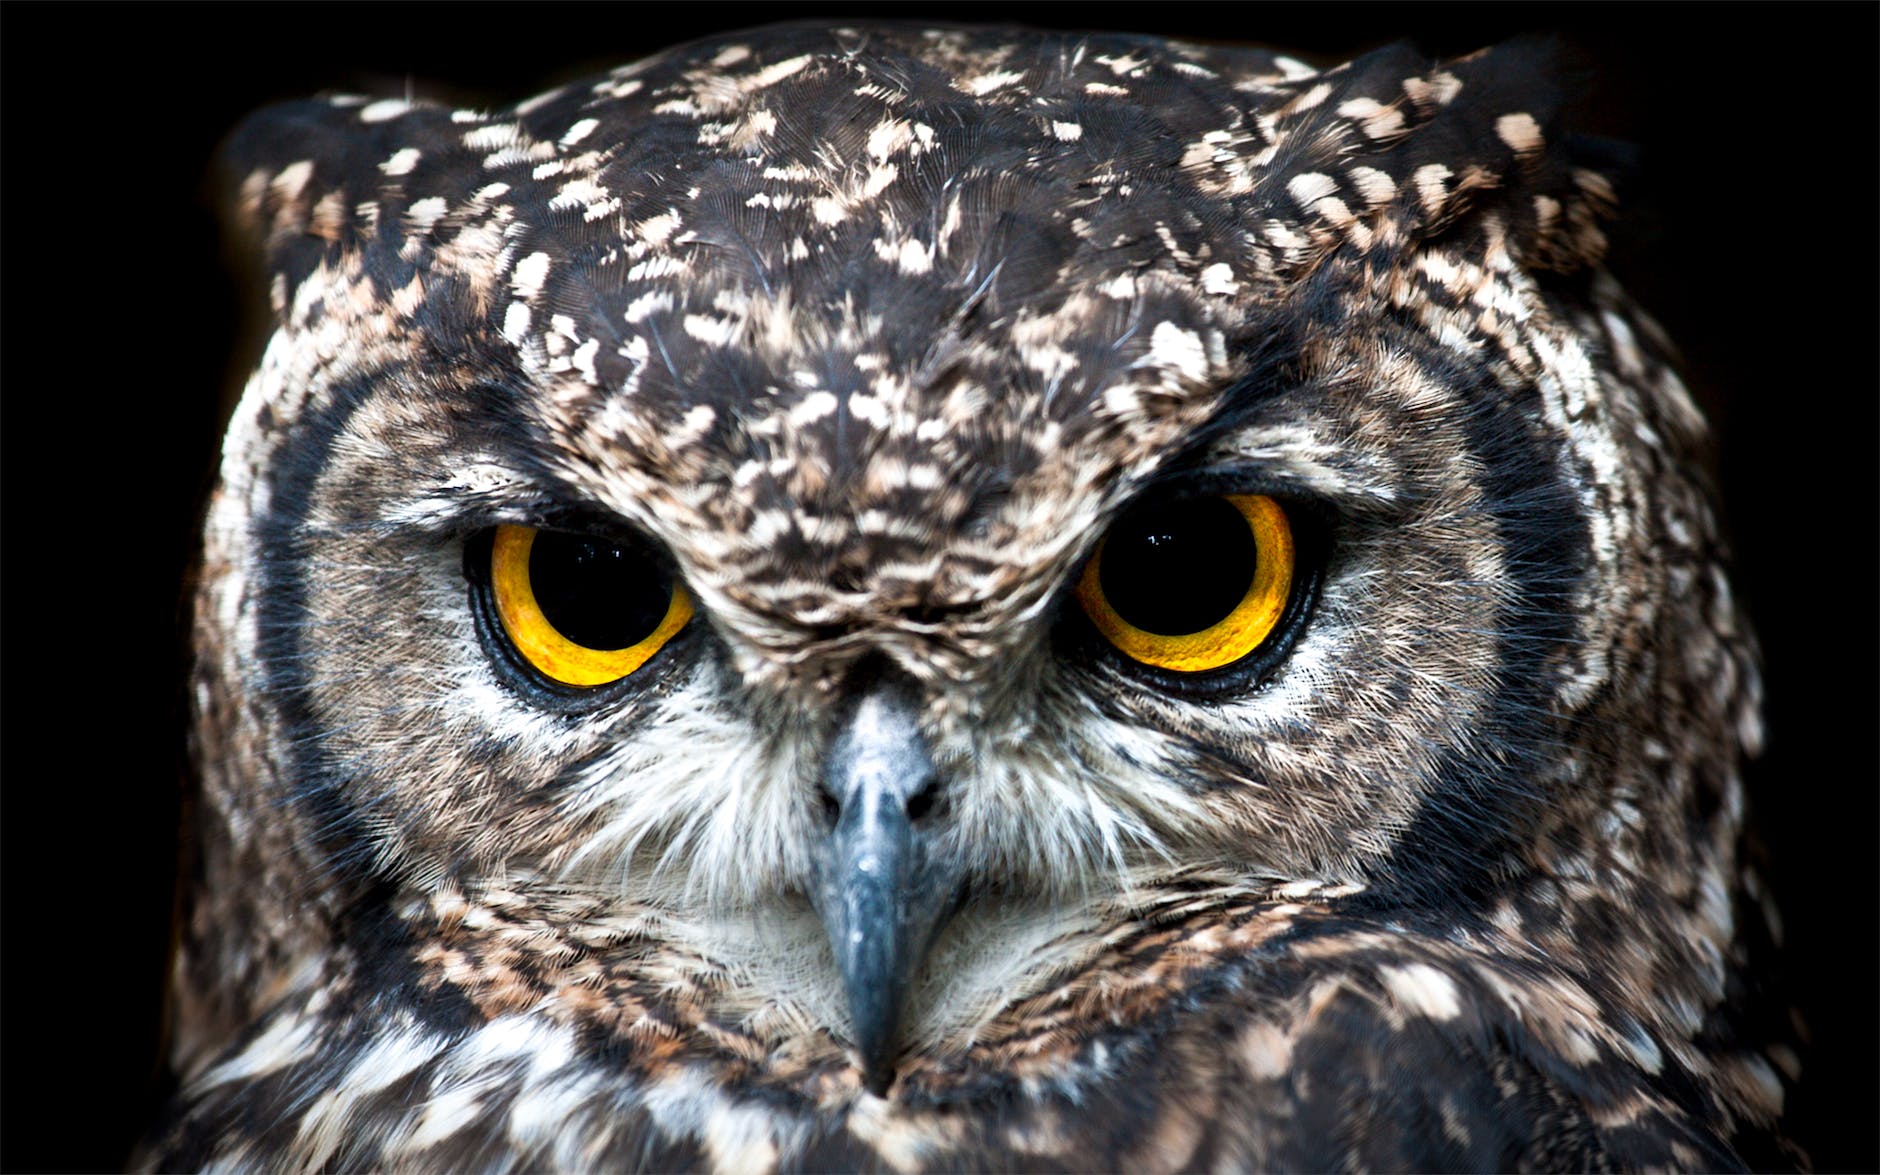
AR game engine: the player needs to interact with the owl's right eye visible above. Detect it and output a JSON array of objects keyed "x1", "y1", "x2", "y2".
[{"x1": 478, "y1": 524, "x2": 693, "y2": 688}]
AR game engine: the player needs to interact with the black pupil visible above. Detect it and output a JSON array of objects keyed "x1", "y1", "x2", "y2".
[
  {"x1": 1098, "y1": 497, "x2": 1257, "y2": 636},
  {"x1": 529, "y1": 532, "x2": 672, "y2": 650}
]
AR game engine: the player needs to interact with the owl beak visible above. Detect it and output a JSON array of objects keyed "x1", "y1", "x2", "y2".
[{"x1": 809, "y1": 683, "x2": 963, "y2": 1097}]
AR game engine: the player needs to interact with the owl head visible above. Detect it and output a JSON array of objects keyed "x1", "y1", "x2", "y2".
[{"x1": 190, "y1": 25, "x2": 1759, "y2": 1095}]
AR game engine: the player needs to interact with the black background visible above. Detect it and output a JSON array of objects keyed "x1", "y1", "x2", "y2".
[{"x1": 2, "y1": 5, "x2": 1873, "y2": 1169}]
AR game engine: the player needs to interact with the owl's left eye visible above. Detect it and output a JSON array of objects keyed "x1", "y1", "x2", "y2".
[
  {"x1": 479, "y1": 524, "x2": 693, "y2": 688},
  {"x1": 1073, "y1": 493, "x2": 1312, "y2": 680}
]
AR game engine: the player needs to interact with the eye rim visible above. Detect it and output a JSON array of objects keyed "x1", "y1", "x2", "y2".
[
  {"x1": 464, "y1": 524, "x2": 696, "y2": 706},
  {"x1": 1063, "y1": 490, "x2": 1327, "y2": 698}
]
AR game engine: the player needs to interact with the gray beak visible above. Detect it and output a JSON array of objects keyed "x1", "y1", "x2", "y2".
[{"x1": 807, "y1": 679, "x2": 964, "y2": 1096}]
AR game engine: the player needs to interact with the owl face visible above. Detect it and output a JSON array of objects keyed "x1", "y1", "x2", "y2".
[
  {"x1": 191, "y1": 24, "x2": 1764, "y2": 1126},
  {"x1": 268, "y1": 287, "x2": 1538, "y2": 885}
]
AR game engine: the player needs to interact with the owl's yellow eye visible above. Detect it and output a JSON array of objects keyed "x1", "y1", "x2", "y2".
[
  {"x1": 1074, "y1": 494, "x2": 1295, "y2": 674},
  {"x1": 489, "y1": 524, "x2": 693, "y2": 687}
]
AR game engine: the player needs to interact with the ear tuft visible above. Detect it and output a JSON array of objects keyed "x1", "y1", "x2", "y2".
[
  {"x1": 1254, "y1": 36, "x2": 1630, "y2": 277},
  {"x1": 1426, "y1": 37, "x2": 1625, "y2": 272},
  {"x1": 219, "y1": 95, "x2": 454, "y2": 315}
]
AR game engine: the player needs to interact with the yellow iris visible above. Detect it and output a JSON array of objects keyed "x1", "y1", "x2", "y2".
[
  {"x1": 1075, "y1": 494, "x2": 1294, "y2": 673},
  {"x1": 490, "y1": 524, "x2": 693, "y2": 687}
]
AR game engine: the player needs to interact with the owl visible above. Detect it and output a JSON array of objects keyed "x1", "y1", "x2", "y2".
[{"x1": 146, "y1": 23, "x2": 1799, "y2": 1170}]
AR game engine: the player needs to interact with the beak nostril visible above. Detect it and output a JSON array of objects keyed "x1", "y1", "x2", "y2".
[{"x1": 904, "y1": 784, "x2": 936, "y2": 824}]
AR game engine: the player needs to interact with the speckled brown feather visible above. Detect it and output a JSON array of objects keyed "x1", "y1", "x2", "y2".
[{"x1": 150, "y1": 23, "x2": 1797, "y2": 1172}]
